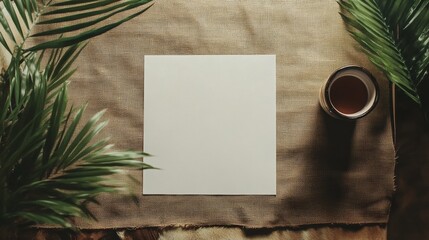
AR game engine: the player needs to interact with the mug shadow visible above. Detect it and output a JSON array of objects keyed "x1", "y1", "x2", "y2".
[
  {"x1": 308, "y1": 107, "x2": 356, "y2": 202},
  {"x1": 273, "y1": 106, "x2": 357, "y2": 224}
]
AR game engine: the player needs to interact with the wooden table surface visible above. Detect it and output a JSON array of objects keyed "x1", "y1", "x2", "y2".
[{"x1": 27, "y1": 225, "x2": 386, "y2": 240}]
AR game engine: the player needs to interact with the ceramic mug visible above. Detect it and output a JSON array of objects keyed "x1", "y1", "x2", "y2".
[{"x1": 319, "y1": 65, "x2": 379, "y2": 120}]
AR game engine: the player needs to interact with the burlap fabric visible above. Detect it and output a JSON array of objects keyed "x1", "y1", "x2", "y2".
[{"x1": 41, "y1": 0, "x2": 394, "y2": 228}]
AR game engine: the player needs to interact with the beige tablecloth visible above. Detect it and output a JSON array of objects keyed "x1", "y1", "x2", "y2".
[{"x1": 49, "y1": 0, "x2": 395, "y2": 228}]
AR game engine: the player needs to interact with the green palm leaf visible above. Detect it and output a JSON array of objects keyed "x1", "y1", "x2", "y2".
[
  {"x1": 0, "y1": 52, "x2": 154, "y2": 229},
  {"x1": 338, "y1": 0, "x2": 429, "y2": 117},
  {"x1": 0, "y1": 0, "x2": 156, "y2": 232},
  {"x1": 0, "y1": 0, "x2": 153, "y2": 54}
]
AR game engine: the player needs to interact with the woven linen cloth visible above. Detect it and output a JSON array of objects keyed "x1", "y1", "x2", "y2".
[{"x1": 31, "y1": 0, "x2": 395, "y2": 228}]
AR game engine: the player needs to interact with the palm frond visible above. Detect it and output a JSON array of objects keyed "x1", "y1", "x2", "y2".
[
  {"x1": 0, "y1": 53, "x2": 154, "y2": 228},
  {"x1": 339, "y1": 0, "x2": 429, "y2": 116},
  {"x1": 0, "y1": 0, "x2": 153, "y2": 55},
  {"x1": 0, "y1": 0, "x2": 156, "y2": 230}
]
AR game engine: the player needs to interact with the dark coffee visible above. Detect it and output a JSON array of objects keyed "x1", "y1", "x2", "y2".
[{"x1": 329, "y1": 75, "x2": 368, "y2": 114}]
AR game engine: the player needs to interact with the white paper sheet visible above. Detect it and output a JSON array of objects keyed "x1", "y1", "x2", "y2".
[{"x1": 143, "y1": 55, "x2": 276, "y2": 195}]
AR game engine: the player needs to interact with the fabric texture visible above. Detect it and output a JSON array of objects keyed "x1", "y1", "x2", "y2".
[{"x1": 42, "y1": 0, "x2": 395, "y2": 228}]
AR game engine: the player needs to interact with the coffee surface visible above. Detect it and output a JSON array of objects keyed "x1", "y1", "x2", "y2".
[{"x1": 329, "y1": 75, "x2": 368, "y2": 114}]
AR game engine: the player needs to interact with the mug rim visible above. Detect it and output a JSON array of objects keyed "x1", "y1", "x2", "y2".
[{"x1": 324, "y1": 65, "x2": 380, "y2": 120}]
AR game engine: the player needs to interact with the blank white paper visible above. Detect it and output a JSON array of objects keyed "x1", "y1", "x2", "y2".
[{"x1": 143, "y1": 55, "x2": 276, "y2": 195}]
